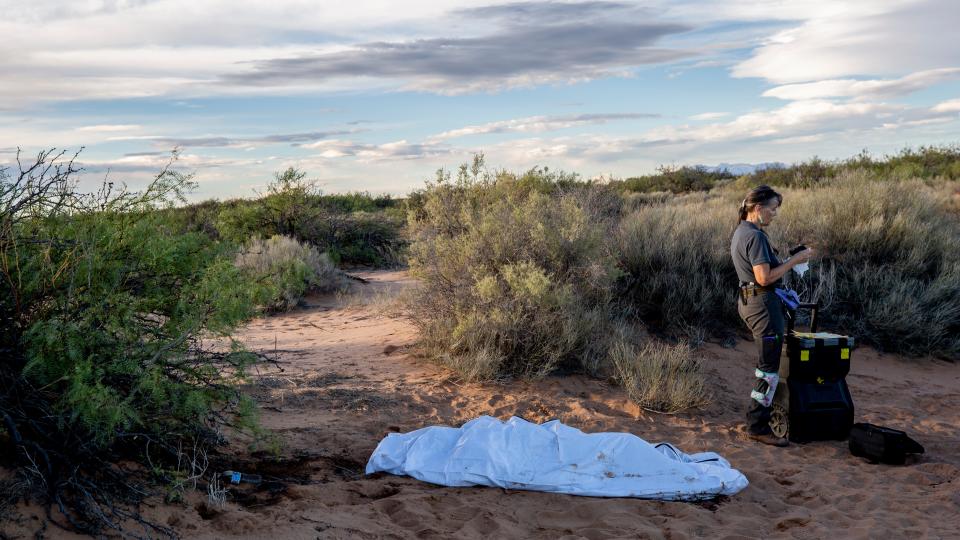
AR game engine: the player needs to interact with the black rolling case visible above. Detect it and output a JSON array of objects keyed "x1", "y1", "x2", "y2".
[{"x1": 770, "y1": 303, "x2": 856, "y2": 443}]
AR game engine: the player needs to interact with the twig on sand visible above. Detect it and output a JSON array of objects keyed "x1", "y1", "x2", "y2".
[
  {"x1": 343, "y1": 273, "x2": 370, "y2": 284},
  {"x1": 640, "y1": 406, "x2": 684, "y2": 416}
]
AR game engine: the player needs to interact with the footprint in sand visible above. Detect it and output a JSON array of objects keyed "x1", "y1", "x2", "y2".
[{"x1": 775, "y1": 517, "x2": 811, "y2": 531}]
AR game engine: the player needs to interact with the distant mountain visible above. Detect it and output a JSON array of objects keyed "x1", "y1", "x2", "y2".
[{"x1": 698, "y1": 162, "x2": 786, "y2": 175}]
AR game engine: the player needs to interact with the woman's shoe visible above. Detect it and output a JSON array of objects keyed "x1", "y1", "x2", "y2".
[{"x1": 748, "y1": 432, "x2": 789, "y2": 447}]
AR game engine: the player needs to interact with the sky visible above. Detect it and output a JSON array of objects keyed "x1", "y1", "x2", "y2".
[{"x1": 2, "y1": 0, "x2": 960, "y2": 200}]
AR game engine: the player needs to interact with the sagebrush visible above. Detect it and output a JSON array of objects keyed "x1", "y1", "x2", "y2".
[
  {"x1": 235, "y1": 234, "x2": 346, "y2": 311},
  {"x1": 406, "y1": 156, "x2": 625, "y2": 379}
]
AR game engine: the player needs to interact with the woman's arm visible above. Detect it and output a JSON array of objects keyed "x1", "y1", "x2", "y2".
[{"x1": 752, "y1": 248, "x2": 815, "y2": 286}]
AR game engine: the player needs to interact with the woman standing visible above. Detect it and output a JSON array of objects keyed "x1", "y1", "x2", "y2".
[{"x1": 730, "y1": 185, "x2": 814, "y2": 447}]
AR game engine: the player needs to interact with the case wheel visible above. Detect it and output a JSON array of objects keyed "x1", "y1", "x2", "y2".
[{"x1": 770, "y1": 402, "x2": 789, "y2": 439}]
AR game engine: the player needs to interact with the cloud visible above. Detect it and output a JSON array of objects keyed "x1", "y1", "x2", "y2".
[
  {"x1": 75, "y1": 151, "x2": 261, "y2": 175},
  {"x1": 123, "y1": 151, "x2": 168, "y2": 157},
  {"x1": 645, "y1": 100, "x2": 908, "y2": 144},
  {"x1": 225, "y1": 17, "x2": 693, "y2": 94},
  {"x1": 690, "y1": 112, "x2": 729, "y2": 120},
  {"x1": 0, "y1": 1, "x2": 695, "y2": 104},
  {"x1": 932, "y1": 98, "x2": 960, "y2": 113},
  {"x1": 429, "y1": 113, "x2": 659, "y2": 140},
  {"x1": 107, "y1": 129, "x2": 359, "y2": 149},
  {"x1": 455, "y1": 1, "x2": 634, "y2": 22},
  {"x1": 482, "y1": 97, "x2": 960, "y2": 164},
  {"x1": 76, "y1": 124, "x2": 142, "y2": 132},
  {"x1": 763, "y1": 68, "x2": 960, "y2": 101},
  {"x1": 301, "y1": 139, "x2": 454, "y2": 161},
  {"x1": 733, "y1": 0, "x2": 960, "y2": 84}
]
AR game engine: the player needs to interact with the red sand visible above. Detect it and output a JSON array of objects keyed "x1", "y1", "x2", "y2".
[{"x1": 5, "y1": 270, "x2": 959, "y2": 539}]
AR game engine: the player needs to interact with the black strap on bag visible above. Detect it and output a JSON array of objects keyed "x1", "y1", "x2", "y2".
[{"x1": 849, "y1": 423, "x2": 925, "y2": 465}]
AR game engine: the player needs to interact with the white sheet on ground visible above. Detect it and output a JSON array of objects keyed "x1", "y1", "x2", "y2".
[{"x1": 366, "y1": 416, "x2": 748, "y2": 500}]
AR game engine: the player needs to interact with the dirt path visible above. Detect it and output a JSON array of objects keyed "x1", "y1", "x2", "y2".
[{"x1": 26, "y1": 270, "x2": 958, "y2": 539}]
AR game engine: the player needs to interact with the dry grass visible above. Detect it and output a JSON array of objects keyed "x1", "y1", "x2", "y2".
[
  {"x1": 771, "y1": 173, "x2": 960, "y2": 357},
  {"x1": 206, "y1": 474, "x2": 227, "y2": 510},
  {"x1": 617, "y1": 174, "x2": 960, "y2": 359},
  {"x1": 610, "y1": 340, "x2": 710, "y2": 413},
  {"x1": 335, "y1": 283, "x2": 408, "y2": 314}
]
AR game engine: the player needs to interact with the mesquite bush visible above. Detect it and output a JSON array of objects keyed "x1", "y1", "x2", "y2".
[{"x1": 0, "y1": 149, "x2": 268, "y2": 535}]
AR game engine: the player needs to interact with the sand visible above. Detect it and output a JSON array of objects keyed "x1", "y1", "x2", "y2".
[{"x1": 5, "y1": 270, "x2": 959, "y2": 539}]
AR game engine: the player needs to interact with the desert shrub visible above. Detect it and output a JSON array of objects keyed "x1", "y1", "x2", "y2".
[
  {"x1": 315, "y1": 210, "x2": 407, "y2": 267},
  {"x1": 613, "y1": 146, "x2": 960, "y2": 201},
  {"x1": 315, "y1": 191, "x2": 397, "y2": 213},
  {"x1": 213, "y1": 197, "x2": 268, "y2": 242},
  {"x1": 235, "y1": 234, "x2": 345, "y2": 311},
  {"x1": 864, "y1": 145, "x2": 960, "y2": 180},
  {"x1": 0, "y1": 149, "x2": 268, "y2": 534},
  {"x1": 770, "y1": 173, "x2": 960, "y2": 358},
  {"x1": 406, "y1": 156, "x2": 624, "y2": 379},
  {"x1": 617, "y1": 193, "x2": 739, "y2": 335},
  {"x1": 740, "y1": 146, "x2": 960, "y2": 189},
  {"x1": 614, "y1": 165, "x2": 734, "y2": 194},
  {"x1": 610, "y1": 340, "x2": 709, "y2": 413},
  {"x1": 211, "y1": 168, "x2": 407, "y2": 267},
  {"x1": 617, "y1": 172, "x2": 959, "y2": 359},
  {"x1": 744, "y1": 157, "x2": 835, "y2": 188}
]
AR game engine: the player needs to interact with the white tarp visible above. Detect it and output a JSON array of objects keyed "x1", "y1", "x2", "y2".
[{"x1": 366, "y1": 416, "x2": 748, "y2": 500}]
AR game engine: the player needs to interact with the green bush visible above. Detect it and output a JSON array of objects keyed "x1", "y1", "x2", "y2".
[
  {"x1": 614, "y1": 165, "x2": 734, "y2": 194},
  {"x1": 740, "y1": 145, "x2": 960, "y2": 189},
  {"x1": 1, "y1": 149, "x2": 268, "y2": 534},
  {"x1": 613, "y1": 146, "x2": 960, "y2": 197},
  {"x1": 235, "y1": 234, "x2": 346, "y2": 311},
  {"x1": 207, "y1": 168, "x2": 407, "y2": 267}
]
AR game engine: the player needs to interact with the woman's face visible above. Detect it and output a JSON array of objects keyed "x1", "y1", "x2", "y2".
[{"x1": 756, "y1": 199, "x2": 779, "y2": 226}]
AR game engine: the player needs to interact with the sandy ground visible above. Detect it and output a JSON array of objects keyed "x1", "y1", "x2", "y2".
[{"x1": 5, "y1": 270, "x2": 959, "y2": 539}]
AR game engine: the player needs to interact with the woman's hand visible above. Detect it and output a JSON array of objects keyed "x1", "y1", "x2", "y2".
[
  {"x1": 793, "y1": 247, "x2": 816, "y2": 264},
  {"x1": 753, "y1": 247, "x2": 817, "y2": 286}
]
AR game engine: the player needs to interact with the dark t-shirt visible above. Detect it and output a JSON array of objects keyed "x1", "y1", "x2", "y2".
[{"x1": 730, "y1": 220, "x2": 781, "y2": 285}]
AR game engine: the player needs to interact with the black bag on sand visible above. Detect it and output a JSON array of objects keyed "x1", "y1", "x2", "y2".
[{"x1": 849, "y1": 423, "x2": 925, "y2": 465}]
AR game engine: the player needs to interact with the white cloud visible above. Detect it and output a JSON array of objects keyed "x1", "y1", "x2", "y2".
[
  {"x1": 478, "y1": 98, "x2": 960, "y2": 164},
  {"x1": 301, "y1": 139, "x2": 454, "y2": 162},
  {"x1": 763, "y1": 68, "x2": 960, "y2": 101},
  {"x1": 690, "y1": 112, "x2": 729, "y2": 120},
  {"x1": 0, "y1": 1, "x2": 692, "y2": 105},
  {"x1": 429, "y1": 113, "x2": 658, "y2": 141},
  {"x1": 645, "y1": 100, "x2": 906, "y2": 144},
  {"x1": 932, "y1": 98, "x2": 960, "y2": 113},
  {"x1": 655, "y1": 0, "x2": 901, "y2": 23},
  {"x1": 732, "y1": 0, "x2": 960, "y2": 84},
  {"x1": 76, "y1": 124, "x2": 141, "y2": 132}
]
